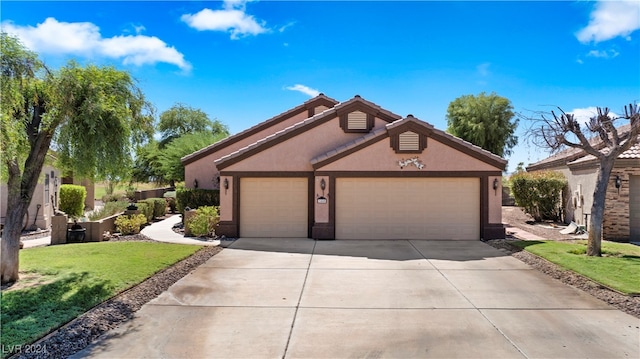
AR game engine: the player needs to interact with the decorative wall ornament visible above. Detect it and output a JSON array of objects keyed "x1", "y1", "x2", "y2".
[{"x1": 398, "y1": 157, "x2": 425, "y2": 169}]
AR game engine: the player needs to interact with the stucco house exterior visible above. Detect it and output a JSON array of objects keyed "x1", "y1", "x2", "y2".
[
  {"x1": 527, "y1": 131, "x2": 640, "y2": 242},
  {"x1": 182, "y1": 94, "x2": 506, "y2": 240},
  {"x1": 1, "y1": 164, "x2": 61, "y2": 231}
]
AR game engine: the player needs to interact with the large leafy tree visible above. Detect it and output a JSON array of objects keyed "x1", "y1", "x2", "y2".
[
  {"x1": 0, "y1": 33, "x2": 154, "y2": 284},
  {"x1": 133, "y1": 105, "x2": 230, "y2": 184},
  {"x1": 157, "y1": 131, "x2": 228, "y2": 184},
  {"x1": 157, "y1": 103, "x2": 228, "y2": 147},
  {"x1": 529, "y1": 105, "x2": 639, "y2": 256},
  {"x1": 446, "y1": 92, "x2": 518, "y2": 157}
]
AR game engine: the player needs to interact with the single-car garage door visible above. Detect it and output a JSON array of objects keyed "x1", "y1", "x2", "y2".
[
  {"x1": 240, "y1": 177, "x2": 308, "y2": 237},
  {"x1": 336, "y1": 178, "x2": 479, "y2": 240}
]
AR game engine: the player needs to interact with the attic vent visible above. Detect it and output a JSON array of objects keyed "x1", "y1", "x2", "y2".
[
  {"x1": 347, "y1": 111, "x2": 368, "y2": 130},
  {"x1": 399, "y1": 131, "x2": 420, "y2": 151}
]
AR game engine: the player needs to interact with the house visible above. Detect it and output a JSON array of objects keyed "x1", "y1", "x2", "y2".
[
  {"x1": 182, "y1": 94, "x2": 506, "y2": 240},
  {"x1": 527, "y1": 129, "x2": 640, "y2": 242},
  {"x1": 1, "y1": 164, "x2": 61, "y2": 231}
]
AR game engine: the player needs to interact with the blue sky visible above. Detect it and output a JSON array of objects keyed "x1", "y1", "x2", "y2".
[{"x1": 2, "y1": 0, "x2": 639, "y2": 171}]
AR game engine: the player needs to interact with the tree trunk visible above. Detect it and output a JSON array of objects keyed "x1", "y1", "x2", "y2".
[
  {"x1": 1, "y1": 201, "x2": 27, "y2": 284},
  {"x1": 587, "y1": 158, "x2": 615, "y2": 256}
]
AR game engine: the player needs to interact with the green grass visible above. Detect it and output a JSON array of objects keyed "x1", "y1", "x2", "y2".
[
  {"x1": 0, "y1": 242, "x2": 202, "y2": 355},
  {"x1": 512, "y1": 240, "x2": 640, "y2": 295}
]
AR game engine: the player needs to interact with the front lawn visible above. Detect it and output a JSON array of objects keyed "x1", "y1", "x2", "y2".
[
  {"x1": 513, "y1": 240, "x2": 640, "y2": 295},
  {"x1": 0, "y1": 242, "x2": 202, "y2": 356}
]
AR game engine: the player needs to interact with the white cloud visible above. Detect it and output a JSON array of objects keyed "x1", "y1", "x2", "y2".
[
  {"x1": 181, "y1": 0, "x2": 267, "y2": 39},
  {"x1": 586, "y1": 49, "x2": 619, "y2": 58},
  {"x1": 570, "y1": 107, "x2": 620, "y2": 125},
  {"x1": 1, "y1": 17, "x2": 190, "y2": 71},
  {"x1": 286, "y1": 84, "x2": 320, "y2": 97},
  {"x1": 576, "y1": 0, "x2": 640, "y2": 43}
]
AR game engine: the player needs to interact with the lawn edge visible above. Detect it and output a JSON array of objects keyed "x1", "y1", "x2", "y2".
[{"x1": 10, "y1": 244, "x2": 222, "y2": 359}]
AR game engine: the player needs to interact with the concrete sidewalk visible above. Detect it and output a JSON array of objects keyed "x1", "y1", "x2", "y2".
[
  {"x1": 141, "y1": 215, "x2": 219, "y2": 246},
  {"x1": 73, "y1": 238, "x2": 639, "y2": 359}
]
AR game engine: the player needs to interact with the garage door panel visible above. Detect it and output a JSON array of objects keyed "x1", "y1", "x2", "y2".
[
  {"x1": 240, "y1": 178, "x2": 307, "y2": 238},
  {"x1": 336, "y1": 178, "x2": 479, "y2": 240}
]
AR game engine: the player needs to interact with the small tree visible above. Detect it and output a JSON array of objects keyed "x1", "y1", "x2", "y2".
[
  {"x1": 158, "y1": 103, "x2": 229, "y2": 148},
  {"x1": 528, "y1": 104, "x2": 640, "y2": 256},
  {"x1": 0, "y1": 33, "x2": 154, "y2": 283},
  {"x1": 157, "y1": 131, "x2": 228, "y2": 184},
  {"x1": 446, "y1": 92, "x2": 518, "y2": 157},
  {"x1": 510, "y1": 171, "x2": 567, "y2": 222}
]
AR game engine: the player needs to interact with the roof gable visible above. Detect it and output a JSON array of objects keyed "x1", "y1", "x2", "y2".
[
  {"x1": 214, "y1": 96, "x2": 402, "y2": 170},
  {"x1": 312, "y1": 116, "x2": 507, "y2": 170},
  {"x1": 181, "y1": 94, "x2": 338, "y2": 165}
]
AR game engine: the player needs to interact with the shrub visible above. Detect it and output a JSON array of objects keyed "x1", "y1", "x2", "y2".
[
  {"x1": 125, "y1": 187, "x2": 137, "y2": 201},
  {"x1": 59, "y1": 184, "x2": 87, "y2": 218},
  {"x1": 139, "y1": 198, "x2": 166, "y2": 219},
  {"x1": 115, "y1": 214, "x2": 147, "y2": 235},
  {"x1": 88, "y1": 201, "x2": 128, "y2": 221},
  {"x1": 176, "y1": 188, "x2": 220, "y2": 213},
  {"x1": 185, "y1": 206, "x2": 219, "y2": 237},
  {"x1": 101, "y1": 193, "x2": 122, "y2": 203},
  {"x1": 164, "y1": 191, "x2": 177, "y2": 213},
  {"x1": 135, "y1": 202, "x2": 153, "y2": 223},
  {"x1": 511, "y1": 171, "x2": 567, "y2": 221}
]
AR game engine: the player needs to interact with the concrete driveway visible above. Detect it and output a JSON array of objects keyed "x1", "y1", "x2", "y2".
[{"x1": 75, "y1": 239, "x2": 639, "y2": 358}]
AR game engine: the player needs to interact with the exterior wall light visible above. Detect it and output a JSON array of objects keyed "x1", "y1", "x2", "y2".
[
  {"x1": 320, "y1": 178, "x2": 326, "y2": 191},
  {"x1": 493, "y1": 178, "x2": 499, "y2": 195},
  {"x1": 615, "y1": 175, "x2": 622, "y2": 194},
  {"x1": 223, "y1": 178, "x2": 229, "y2": 190}
]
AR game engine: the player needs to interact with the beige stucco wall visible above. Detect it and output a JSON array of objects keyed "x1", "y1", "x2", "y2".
[
  {"x1": 314, "y1": 176, "x2": 330, "y2": 223},
  {"x1": 488, "y1": 176, "x2": 502, "y2": 224},
  {"x1": 219, "y1": 176, "x2": 234, "y2": 221},
  {"x1": 1, "y1": 165, "x2": 60, "y2": 229},
  {"x1": 185, "y1": 110, "x2": 314, "y2": 190},
  {"x1": 221, "y1": 118, "x2": 390, "y2": 172},
  {"x1": 544, "y1": 166, "x2": 597, "y2": 225},
  {"x1": 316, "y1": 137, "x2": 500, "y2": 172}
]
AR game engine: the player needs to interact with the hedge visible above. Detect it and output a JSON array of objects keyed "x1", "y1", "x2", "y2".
[
  {"x1": 135, "y1": 202, "x2": 153, "y2": 223},
  {"x1": 176, "y1": 188, "x2": 220, "y2": 213},
  {"x1": 59, "y1": 184, "x2": 86, "y2": 218},
  {"x1": 139, "y1": 198, "x2": 166, "y2": 219},
  {"x1": 510, "y1": 170, "x2": 567, "y2": 221},
  {"x1": 185, "y1": 206, "x2": 219, "y2": 237}
]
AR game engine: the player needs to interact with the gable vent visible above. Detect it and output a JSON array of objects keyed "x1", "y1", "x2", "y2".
[
  {"x1": 347, "y1": 111, "x2": 368, "y2": 130},
  {"x1": 399, "y1": 131, "x2": 420, "y2": 151}
]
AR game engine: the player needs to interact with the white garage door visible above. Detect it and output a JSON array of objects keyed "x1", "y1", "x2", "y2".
[
  {"x1": 336, "y1": 178, "x2": 480, "y2": 240},
  {"x1": 240, "y1": 177, "x2": 308, "y2": 237}
]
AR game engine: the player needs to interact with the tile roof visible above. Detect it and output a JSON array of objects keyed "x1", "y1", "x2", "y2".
[
  {"x1": 181, "y1": 94, "x2": 339, "y2": 165},
  {"x1": 527, "y1": 123, "x2": 638, "y2": 170}
]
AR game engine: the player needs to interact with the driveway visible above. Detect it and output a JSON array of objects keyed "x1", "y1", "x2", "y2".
[{"x1": 74, "y1": 239, "x2": 639, "y2": 358}]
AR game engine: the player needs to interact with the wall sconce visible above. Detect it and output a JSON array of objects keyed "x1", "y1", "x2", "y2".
[
  {"x1": 193, "y1": 179, "x2": 199, "y2": 189},
  {"x1": 320, "y1": 178, "x2": 326, "y2": 196},
  {"x1": 493, "y1": 178, "x2": 499, "y2": 195},
  {"x1": 615, "y1": 175, "x2": 621, "y2": 194},
  {"x1": 223, "y1": 178, "x2": 229, "y2": 190}
]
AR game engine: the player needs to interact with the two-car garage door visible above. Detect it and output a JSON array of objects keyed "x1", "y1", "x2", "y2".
[{"x1": 336, "y1": 178, "x2": 480, "y2": 240}]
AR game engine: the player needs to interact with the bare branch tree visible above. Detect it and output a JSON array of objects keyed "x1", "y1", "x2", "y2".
[{"x1": 526, "y1": 103, "x2": 639, "y2": 256}]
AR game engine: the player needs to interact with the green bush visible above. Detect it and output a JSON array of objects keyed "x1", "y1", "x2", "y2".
[
  {"x1": 139, "y1": 198, "x2": 166, "y2": 219},
  {"x1": 59, "y1": 184, "x2": 87, "y2": 218},
  {"x1": 88, "y1": 201, "x2": 128, "y2": 221},
  {"x1": 176, "y1": 188, "x2": 220, "y2": 213},
  {"x1": 163, "y1": 191, "x2": 177, "y2": 213},
  {"x1": 185, "y1": 206, "x2": 219, "y2": 237},
  {"x1": 135, "y1": 202, "x2": 153, "y2": 223},
  {"x1": 125, "y1": 188, "x2": 137, "y2": 201},
  {"x1": 510, "y1": 171, "x2": 567, "y2": 221},
  {"x1": 115, "y1": 214, "x2": 147, "y2": 235}
]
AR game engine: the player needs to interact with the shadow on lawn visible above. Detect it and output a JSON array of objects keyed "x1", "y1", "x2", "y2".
[{"x1": 1, "y1": 272, "x2": 111, "y2": 355}]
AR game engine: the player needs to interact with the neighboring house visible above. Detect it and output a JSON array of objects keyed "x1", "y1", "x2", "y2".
[
  {"x1": 1, "y1": 164, "x2": 61, "y2": 231},
  {"x1": 527, "y1": 130, "x2": 640, "y2": 242},
  {"x1": 182, "y1": 94, "x2": 506, "y2": 240}
]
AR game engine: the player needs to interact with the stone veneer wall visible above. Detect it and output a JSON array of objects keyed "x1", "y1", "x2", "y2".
[{"x1": 603, "y1": 168, "x2": 640, "y2": 242}]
